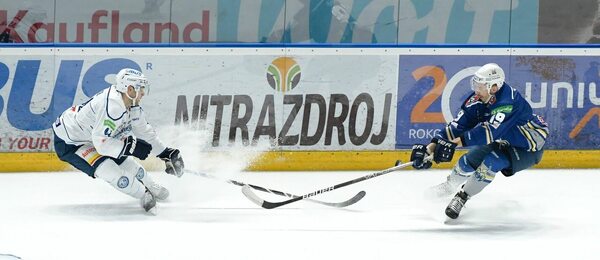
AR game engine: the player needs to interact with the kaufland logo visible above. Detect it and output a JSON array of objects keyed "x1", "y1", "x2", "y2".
[
  {"x1": 266, "y1": 57, "x2": 301, "y2": 93},
  {"x1": 0, "y1": 9, "x2": 210, "y2": 43}
]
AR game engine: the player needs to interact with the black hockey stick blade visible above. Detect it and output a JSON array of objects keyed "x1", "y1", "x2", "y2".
[
  {"x1": 306, "y1": 190, "x2": 366, "y2": 208},
  {"x1": 242, "y1": 160, "x2": 415, "y2": 209},
  {"x1": 242, "y1": 185, "x2": 366, "y2": 209},
  {"x1": 185, "y1": 169, "x2": 364, "y2": 208}
]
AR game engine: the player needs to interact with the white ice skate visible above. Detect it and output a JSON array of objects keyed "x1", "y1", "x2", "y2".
[
  {"x1": 140, "y1": 189, "x2": 157, "y2": 212},
  {"x1": 426, "y1": 174, "x2": 462, "y2": 199},
  {"x1": 429, "y1": 181, "x2": 454, "y2": 199},
  {"x1": 145, "y1": 182, "x2": 169, "y2": 201}
]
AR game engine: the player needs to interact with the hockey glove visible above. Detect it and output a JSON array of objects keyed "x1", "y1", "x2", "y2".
[
  {"x1": 123, "y1": 136, "x2": 152, "y2": 160},
  {"x1": 431, "y1": 137, "x2": 457, "y2": 163},
  {"x1": 410, "y1": 144, "x2": 432, "y2": 170},
  {"x1": 492, "y1": 140, "x2": 510, "y2": 151},
  {"x1": 157, "y1": 147, "x2": 185, "y2": 177}
]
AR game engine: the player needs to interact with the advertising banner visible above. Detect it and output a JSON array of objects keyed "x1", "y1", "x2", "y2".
[
  {"x1": 396, "y1": 54, "x2": 600, "y2": 149},
  {"x1": 3, "y1": 47, "x2": 599, "y2": 154},
  {"x1": 1, "y1": 0, "x2": 538, "y2": 44},
  {"x1": 0, "y1": 48, "x2": 398, "y2": 152},
  {"x1": 538, "y1": 0, "x2": 600, "y2": 43},
  {"x1": 397, "y1": 0, "x2": 537, "y2": 44}
]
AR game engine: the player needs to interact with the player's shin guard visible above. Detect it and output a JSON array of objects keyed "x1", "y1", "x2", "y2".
[
  {"x1": 95, "y1": 159, "x2": 146, "y2": 199},
  {"x1": 445, "y1": 164, "x2": 497, "y2": 219},
  {"x1": 462, "y1": 163, "x2": 496, "y2": 197},
  {"x1": 120, "y1": 158, "x2": 169, "y2": 200}
]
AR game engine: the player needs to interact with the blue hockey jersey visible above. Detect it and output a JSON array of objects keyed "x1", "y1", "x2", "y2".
[{"x1": 438, "y1": 83, "x2": 549, "y2": 152}]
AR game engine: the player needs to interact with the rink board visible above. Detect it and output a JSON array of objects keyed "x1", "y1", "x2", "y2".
[
  {"x1": 0, "y1": 150, "x2": 595, "y2": 172},
  {"x1": 0, "y1": 46, "x2": 599, "y2": 171}
]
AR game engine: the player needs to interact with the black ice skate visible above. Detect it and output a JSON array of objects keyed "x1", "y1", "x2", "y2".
[{"x1": 445, "y1": 190, "x2": 469, "y2": 219}]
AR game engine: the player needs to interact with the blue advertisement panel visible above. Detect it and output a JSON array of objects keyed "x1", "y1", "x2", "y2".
[
  {"x1": 397, "y1": 0, "x2": 537, "y2": 44},
  {"x1": 278, "y1": 0, "x2": 398, "y2": 43},
  {"x1": 1, "y1": 0, "x2": 538, "y2": 44},
  {"x1": 396, "y1": 54, "x2": 600, "y2": 150}
]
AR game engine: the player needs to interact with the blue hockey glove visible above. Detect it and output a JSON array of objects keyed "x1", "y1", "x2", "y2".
[
  {"x1": 411, "y1": 144, "x2": 432, "y2": 170},
  {"x1": 431, "y1": 137, "x2": 457, "y2": 163}
]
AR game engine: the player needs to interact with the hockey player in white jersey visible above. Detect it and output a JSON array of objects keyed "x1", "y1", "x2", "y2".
[{"x1": 52, "y1": 68, "x2": 185, "y2": 213}]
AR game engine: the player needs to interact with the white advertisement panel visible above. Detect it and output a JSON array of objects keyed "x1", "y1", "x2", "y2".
[{"x1": 0, "y1": 47, "x2": 398, "y2": 152}]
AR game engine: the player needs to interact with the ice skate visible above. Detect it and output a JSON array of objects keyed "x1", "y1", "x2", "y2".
[
  {"x1": 145, "y1": 182, "x2": 169, "y2": 201},
  {"x1": 445, "y1": 190, "x2": 469, "y2": 219},
  {"x1": 426, "y1": 174, "x2": 463, "y2": 199},
  {"x1": 428, "y1": 178, "x2": 455, "y2": 199},
  {"x1": 140, "y1": 189, "x2": 157, "y2": 212}
]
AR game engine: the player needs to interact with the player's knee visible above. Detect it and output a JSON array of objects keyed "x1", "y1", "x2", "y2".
[
  {"x1": 96, "y1": 159, "x2": 145, "y2": 198},
  {"x1": 120, "y1": 158, "x2": 147, "y2": 182},
  {"x1": 481, "y1": 151, "x2": 510, "y2": 173},
  {"x1": 456, "y1": 156, "x2": 476, "y2": 177},
  {"x1": 463, "y1": 145, "x2": 494, "y2": 167},
  {"x1": 474, "y1": 163, "x2": 496, "y2": 183},
  {"x1": 135, "y1": 167, "x2": 145, "y2": 181},
  {"x1": 95, "y1": 159, "x2": 120, "y2": 181}
]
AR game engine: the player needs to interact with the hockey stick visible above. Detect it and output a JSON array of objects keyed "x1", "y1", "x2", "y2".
[
  {"x1": 184, "y1": 169, "x2": 366, "y2": 208},
  {"x1": 242, "y1": 160, "x2": 416, "y2": 209}
]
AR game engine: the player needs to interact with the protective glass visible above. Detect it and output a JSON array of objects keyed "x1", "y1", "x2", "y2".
[
  {"x1": 133, "y1": 78, "x2": 150, "y2": 95},
  {"x1": 470, "y1": 76, "x2": 487, "y2": 92}
]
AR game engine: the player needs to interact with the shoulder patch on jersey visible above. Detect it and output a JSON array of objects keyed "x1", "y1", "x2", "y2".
[
  {"x1": 465, "y1": 95, "x2": 482, "y2": 107},
  {"x1": 103, "y1": 119, "x2": 116, "y2": 136},
  {"x1": 103, "y1": 119, "x2": 116, "y2": 130},
  {"x1": 492, "y1": 105, "x2": 513, "y2": 115}
]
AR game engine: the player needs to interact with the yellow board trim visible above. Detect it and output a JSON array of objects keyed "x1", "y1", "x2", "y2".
[
  {"x1": 0, "y1": 150, "x2": 598, "y2": 172},
  {"x1": 0, "y1": 153, "x2": 70, "y2": 172}
]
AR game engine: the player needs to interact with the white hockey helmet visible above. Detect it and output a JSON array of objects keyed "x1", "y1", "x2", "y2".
[
  {"x1": 115, "y1": 68, "x2": 149, "y2": 93},
  {"x1": 470, "y1": 63, "x2": 505, "y2": 92}
]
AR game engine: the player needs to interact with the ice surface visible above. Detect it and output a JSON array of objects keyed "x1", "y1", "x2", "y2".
[{"x1": 0, "y1": 169, "x2": 598, "y2": 259}]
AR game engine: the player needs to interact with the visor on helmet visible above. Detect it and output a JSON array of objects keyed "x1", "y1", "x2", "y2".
[
  {"x1": 470, "y1": 76, "x2": 487, "y2": 92},
  {"x1": 128, "y1": 77, "x2": 150, "y2": 95}
]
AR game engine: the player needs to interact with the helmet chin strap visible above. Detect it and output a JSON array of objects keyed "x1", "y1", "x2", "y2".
[
  {"x1": 483, "y1": 87, "x2": 493, "y2": 103},
  {"x1": 125, "y1": 88, "x2": 140, "y2": 107}
]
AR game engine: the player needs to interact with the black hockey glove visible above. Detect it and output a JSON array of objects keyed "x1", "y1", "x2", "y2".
[
  {"x1": 431, "y1": 137, "x2": 457, "y2": 163},
  {"x1": 123, "y1": 136, "x2": 152, "y2": 160},
  {"x1": 157, "y1": 147, "x2": 185, "y2": 177},
  {"x1": 491, "y1": 140, "x2": 510, "y2": 151},
  {"x1": 410, "y1": 144, "x2": 432, "y2": 170}
]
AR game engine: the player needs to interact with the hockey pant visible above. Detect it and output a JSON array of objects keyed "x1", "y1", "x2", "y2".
[
  {"x1": 54, "y1": 132, "x2": 156, "y2": 199},
  {"x1": 53, "y1": 132, "x2": 117, "y2": 178},
  {"x1": 448, "y1": 144, "x2": 543, "y2": 197}
]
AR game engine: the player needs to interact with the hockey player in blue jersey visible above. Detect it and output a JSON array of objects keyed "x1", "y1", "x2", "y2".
[
  {"x1": 53, "y1": 68, "x2": 185, "y2": 213},
  {"x1": 410, "y1": 63, "x2": 549, "y2": 219}
]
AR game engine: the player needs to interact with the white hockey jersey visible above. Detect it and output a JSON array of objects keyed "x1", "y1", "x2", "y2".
[{"x1": 53, "y1": 86, "x2": 166, "y2": 159}]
